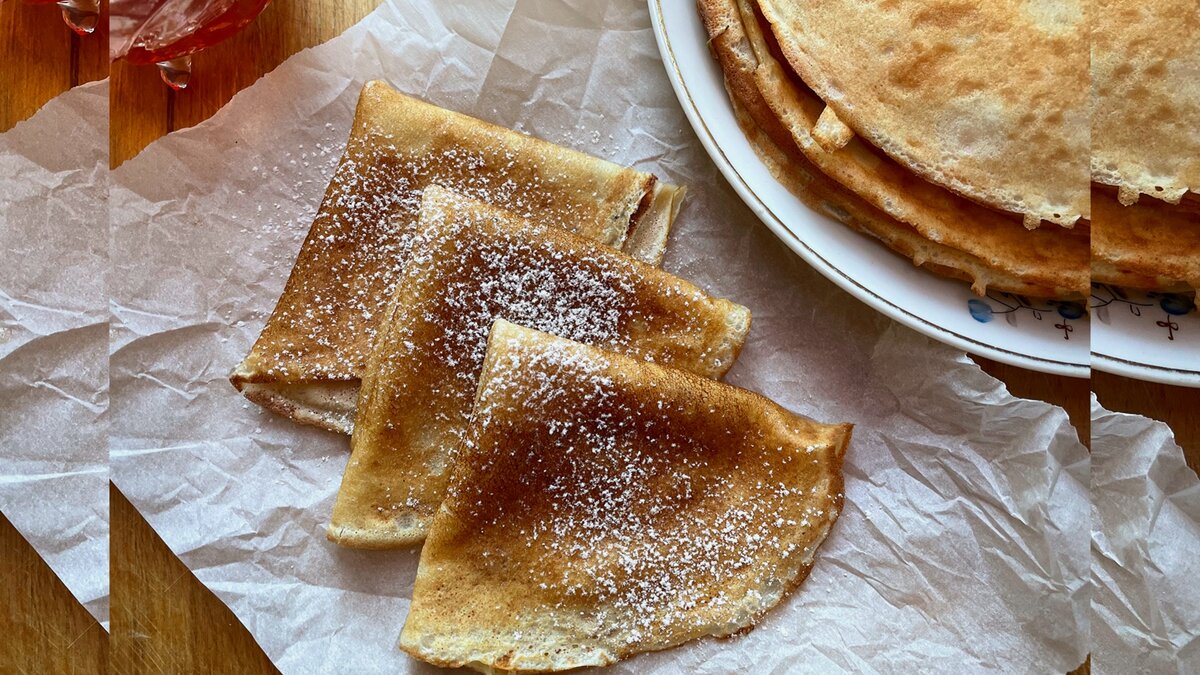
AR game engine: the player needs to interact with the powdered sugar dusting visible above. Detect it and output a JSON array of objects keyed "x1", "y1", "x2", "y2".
[
  {"x1": 433, "y1": 323, "x2": 844, "y2": 650},
  {"x1": 338, "y1": 189, "x2": 745, "y2": 530},
  {"x1": 241, "y1": 83, "x2": 656, "y2": 384}
]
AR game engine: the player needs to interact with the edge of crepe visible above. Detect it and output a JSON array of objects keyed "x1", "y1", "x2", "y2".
[
  {"x1": 1091, "y1": 168, "x2": 1193, "y2": 206},
  {"x1": 698, "y1": 0, "x2": 1076, "y2": 299},
  {"x1": 325, "y1": 188, "x2": 754, "y2": 549},
  {"x1": 734, "y1": 96, "x2": 1071, "y2": 298},
  {"x1": 698, "y1": 0, "x2": 1087, "y2": 298},
  {"x1": 234, "y1": 380, "x2": 359, "y2": 435},
  {"x1": 1091, "y1": 186, "x2": 1200, "y2": 291},
  {"x1": 624, "y1": 180, "x2": 686, "y2": 267},
  {"x1": 230, "y1": 78, "x2": 687, "y2": 432},
  {"x1": 753, "y1": 0, "x2": 1089, "y2": 227},
  {"x1": 327, "y1": 520, "x2": 428, "y2": 549},
  {"x1": 398, "y1": 319, "x2": 853, "y2": 672}
]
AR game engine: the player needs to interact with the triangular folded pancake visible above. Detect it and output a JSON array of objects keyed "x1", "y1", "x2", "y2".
[
  {"x1": 400, "y1": 320, "x2": 851, "y2": 672},
  {"x1": 755, "y1": 0, "x2": 1090, "y2": 227},
  {"x1": 1092, "y1": 186, "x2": 1200, "y2": 291},
  {"x1": 230, "y1": 80, "x2": 685, "y2": 434},
  {"x1": 328, "y1": 187, "x2": 751, "y2": 548},
  {"x1": 699, "y1": 0, "x2": 1089, "y2": 297},
  {"x1": 1091, "y1": 0, "x2": 1199, "y2": 204}
]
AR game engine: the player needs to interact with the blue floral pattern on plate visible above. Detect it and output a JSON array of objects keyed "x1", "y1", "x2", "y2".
[
  {"x1": 1091, "y1": 284, "x2": 1198, "y2": 342},
  {"x1": 966, "y1": 292, "x2": 1086, "y2": 340}
]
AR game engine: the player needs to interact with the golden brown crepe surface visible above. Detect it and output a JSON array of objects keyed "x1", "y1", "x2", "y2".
[
  {"x1": 698, "y1": 0, "x2": 1089, "y2": 297},
  {"x1": 756, "y1": 0, "x2": 1091, "y2": 227},
  {"x1": 328, "y1": 187, "x2": 750, "y2": 548},
  {"x1": 230, "y1": 80, "x2": 683, "y2": 433},
  {"x1": 399, "y1": 320, "x2": 850, "y2": 673},
  {"x1": 1091, "y1": 0, "x2": 1200, "y2": 204},
  {"x1": 1092, "y1": 187, "x2": 1200, "y2": 290}
]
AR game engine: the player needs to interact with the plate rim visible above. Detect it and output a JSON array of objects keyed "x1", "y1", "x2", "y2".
[
  {"x1": 1091, "y1": 351, "x2": 1200, "y2": 387},
  {"x1": 1090, "y1": 286, "x2": 1200, "y2": 387},
  {"x1": 649, "y1": 0, "x2": 1089, "y2": 379}
]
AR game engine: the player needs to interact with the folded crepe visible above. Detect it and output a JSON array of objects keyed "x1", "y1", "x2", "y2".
[
  {"x1": 230, "y1": 80, "x2": 685, "y2": 434},
  {"x1": 399, "y1": 320, "x2": 851, "y2": 672},
  {"x1": 1092, "y1": 186, "x2": 1200, "y2": 291},
  {"x1": 755, "y1": 0, "x2": 1090, "y2": 227},
  {"x1": 699, "y1": 0, "x2": 1089, "y2": 298},
  {"x1": 1091, "y1": 0, "x2": 1199, "y2": 204},
  {"x1": 328, "y1": 187, "x2": 750, "y2": 548}
]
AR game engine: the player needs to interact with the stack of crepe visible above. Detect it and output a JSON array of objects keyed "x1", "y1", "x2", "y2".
[
  {"x1": 230, "y1": 80, "x2": 685, "y2": 434},
  {"x1": 232, "y1": 81, "x2": 852, "y2": 671},
  {"x1": 699, "y1": 0, "x2": 1093, "y2": 298},
  {"x1": 329, "y1": 185, "x2": 752, "y2": 548},
  {"x1": 1090, "y1": 0, "x2": 1199, "y2": 291}
]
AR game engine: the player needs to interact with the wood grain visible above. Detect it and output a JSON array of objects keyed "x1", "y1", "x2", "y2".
[
  {"x1": 76, "y1": 0, "x2": 110, "y2": 85},
  {"x1": 108, "y1": 56, "x2": 169, "y2": 165},
  {"x1": 111, "y1": 485, "x2": 278, "y2": 674},
  {"x1": 0, "y1": 0, "x2": 1190, "y2": 672},
  {"x1": 1093, "y1": 371, "x2": 1200, "y2": 470},
  {"x1": 109, "y1": 0, "x2": 379, "y2": 166},
  {"x1": 0, "y1": 513, "x2": 108, "y2": 673},
  {"x1": 1, "y1": 1, "x2": 73, "y2": 132},
  {"x1": 1, "y1": 5, "x2": 110, "y2": 674},
  {"x1": 0, "y1": 0, "x2": 107, "y2": 132},
  {"x1": 976, "y1": 357, "x2": 1091, "y2": 447}
]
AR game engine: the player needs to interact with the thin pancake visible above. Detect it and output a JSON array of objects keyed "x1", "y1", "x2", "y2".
[
  {"x1": 699, "y1": 0, "x2": 1087, "y2": 298},
  {"x1": 734, "y1": 98, "x2": 1082, "y2": 298},
  {"x1": 1092, "y1": 187, "x2": 1200, "y2": 291},
  {"x1": 756, "y1": 0, "x2": 1090, "y2": 227},
  {"x1": 1091, "y1": 0, "x2": 1199, "y2": 204},
  {"x1": 230, "y1": 80, "x2": 684, "y2": 434},
  {"x1": 328, "y1": 187, "x2": 750, "y2": 548},
  {"x1": 699, "y1": 0, "x2": 1089, "y2": 296},
  {"x1": 400, "y1": 320, "x2": 850, "y2": 672}
]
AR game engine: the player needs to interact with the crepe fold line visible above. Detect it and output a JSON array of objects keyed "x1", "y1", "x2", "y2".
[
  {"x1": 755, "y1": 0, "x2": 1091, "y2": 227},
  {"x1": 328, "y1": 187, "x2": 751, "y2": 549},
  {"x1": 400, "y1": 320, "x2": 850, "y2": 673},
  {"x1": 698, "y1": 0, "x2": 1088, "y2": 298},
  {"x1": 1091, "y1": 0, "x2": 1199, "y2": 205},
  {"x1": 1092, "y1": 186, "x2": 1200, "y2": 291},
  {"x1": 229, "y1": 80, "x2": 685, "y2": 434}
]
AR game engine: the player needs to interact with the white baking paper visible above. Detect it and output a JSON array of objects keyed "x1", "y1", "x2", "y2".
[
  {"x1": 108, "y1": 1, "x2": 1089, "y2": 671},
  {"x1": 0, "y1": 80, "x2": 110, "y2": 625},
  {"x1": 1091, "y1": 397, "x2": 1200, "y2": 674}
]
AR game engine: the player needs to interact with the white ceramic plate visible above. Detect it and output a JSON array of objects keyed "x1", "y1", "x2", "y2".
[
  {"x1": 1091, "y1": 285, "x2": 1200, "y2": 386},
  {"x1": 649, "y1": 0, "x2": 1089, "y2": 378}
]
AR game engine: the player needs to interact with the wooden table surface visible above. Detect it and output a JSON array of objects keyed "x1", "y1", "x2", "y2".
[
  {"x1": 0, "y1": 0, "x2": 107, "y2": 130},
  {"x1": 0, "y1": 513, "x2": 108, "y2": 674},
  {"x1": 2, "y1": 0, "x2": 1194, "y2": 671},
  {"x1": 1, "y1": 2, "x2": 110, "y2": 673}
]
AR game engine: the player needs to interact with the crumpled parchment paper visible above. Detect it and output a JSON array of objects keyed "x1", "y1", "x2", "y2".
[
  {"x1": 1092, "y1": 397, "x2": 1200, "y2": 674},
  {"x1": 0, "y1": 80, "x2": 110, "y2": 626},
  {"x1": 108, "y1": 1, "x2": 1089, "y2": 671}
]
